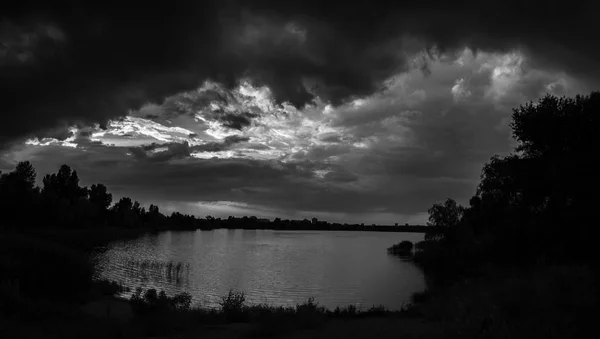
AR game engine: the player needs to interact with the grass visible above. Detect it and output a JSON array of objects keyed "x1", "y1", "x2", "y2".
[
  {"x1": 409, "y1": 265, "x2": 597, "y2": 339},
  {"x1": 124, "y1": 288, "x2": 417, "y2": 338}
]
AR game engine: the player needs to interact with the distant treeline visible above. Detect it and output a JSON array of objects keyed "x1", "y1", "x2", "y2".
[
  {"x1": 0, "y1": 163, "x2": 209, "y2": 231},
  {"x1": 0, "y1": 163, "x2": 430, "y2": 233},
  {"x1": 219, "y1": 217, "x2": 430, "y2": 232}
]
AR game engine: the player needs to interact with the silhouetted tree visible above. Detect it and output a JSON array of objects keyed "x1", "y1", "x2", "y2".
[
  {"x1": 113, "y1": 197, "x2": 133, "y2": 212},
  {"x1": 425, "y1": 198, "x2": 464, "y2": 241},
  {"x1": 89, "y1": 184, "x2": 112, "y2": 211},
  {"x1": 111, "y1": 197, "x2": 142, "y2": 228},
  {"x1": 0, "y1": 161, "x2": 40, "y2": 228},
  {"x1": 419, "y1": 92, "x2": 600, "y2": 274},
  {"x1": 40, "y1": 165, "x2": 91, "y2": 227},
  {"x1": 42, "y1": 165, "x2": 87, "y2": 202}
]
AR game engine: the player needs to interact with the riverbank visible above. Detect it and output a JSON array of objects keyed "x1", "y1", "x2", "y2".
[
  {"x1": 76, "y1": 289, "x2": 447, "y2": 339},
  {"x1": 385, "y1": 238, "x2": 597, "y2": 338},
  {"x1": 4, "y1": 296, "x2": 448, "y2": 339},
  {"x1": 15, "y1": 227, "x2": 151, "y2": 252}
]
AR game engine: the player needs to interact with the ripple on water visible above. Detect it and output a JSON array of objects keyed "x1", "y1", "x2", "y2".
[{"x1": 93, "y1": 229, "x2": 425, "y2": 310}]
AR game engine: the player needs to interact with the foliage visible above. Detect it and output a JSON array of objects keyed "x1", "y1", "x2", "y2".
[
  {"x1": 0, "y1": 161, "x2": 40, "y2": 228},
  {"x1": 418, "y1": 92, "x2": 600, "y2": 280},
  {"x1": 88, "y1": 183, "x2": 112, "y2": 211},
  {"x1": 129, "y1": 287, "x2": 192, "y2": 314},
  {"x1": 425, "y1": 198, "x2": 464, "y2": 241},
  {"x1": 219, "y1": 289, "x2": 247, "y2": 321},
  {"x1": 387, "y1": 240, "x2": 414, "y2": 256},
  {"x1": 0, "y1": 162, "x2": 215, "y2": 231},
  {"x1": 1, "y1": 160, "x2": 433, "y2": 233}
]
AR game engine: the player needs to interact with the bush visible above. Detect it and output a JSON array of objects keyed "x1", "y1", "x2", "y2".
[
  {"x1": 129, "y1": 287, "x2": 192, "y2": 315},
  {"x1": 332, "y1": 304, "x2": 357, "y2": 317},
  {"x1": 219, "y1": 290, "x2": 247, "y2": 322},
  {"x1": 387, "y1": 240, "x2": 414, "y2": 256},
  {"x1": 295, "y1": 297, "x2": 327, "y2": 328}
]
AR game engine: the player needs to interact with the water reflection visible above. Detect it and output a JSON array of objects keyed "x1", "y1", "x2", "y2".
[{"x1": 93, "y1": 229, "x2": 425, "y2": 310}]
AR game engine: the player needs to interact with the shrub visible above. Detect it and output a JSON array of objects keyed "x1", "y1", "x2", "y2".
[
  {"x1": 331, "y1": 304, "x2": 357, "y2": 317},
  {"x1": 387, "y1": 240, "x2": 414, "y2": 256},
  {"x1": 295, "y1": 297, "x2": 322, "y2": 313},
  {"x1": 219, "y1": 290, "x2": 246, "y2": 322},
  {"x1": 129, "y1": 287, "x2": 192, "y2": 314},
  {"x1": 295, "y1": 297, "x2": 327, "y2": 328},
  {"x1": 170, "y1": 291, "x2": 192, "y2": 310}
]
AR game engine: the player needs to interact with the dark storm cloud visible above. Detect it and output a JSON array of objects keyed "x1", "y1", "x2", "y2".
[
  {"x1": 6, "y1": 141, "x2": 476, "y2": 219},
  {"x1": 324, "y1": 170, "x2": 358, "y2": 183},
  {"x1": 192, "y1": 135, "x2": 250, "y2": 152},
  {"x1": 213, "y1": 111, "x2": 258, "y2": 130},
  {"x1": 129, "y1": 142, "x2": 191, "y2": 162},
  {"x1": 15, "y1": 144, "x2": 365, "y2": 212},
  {"x1": 2, "y1": 0, "x2": 599, "y2": 148},
  {"x1": 133, "y1": 88, "x2": 261, "y2": 130},
  {"x1": 40, "y1": 126, "x2": 74, "y2": 141},
  {"x1": 159, "y1": 89, "x2": 235, "y2": 118},
  {"x1": 130, "y1": 135, "x2": 250, "y2": 161},
  {"x1": 318, "y1": 133, "x2": 342, "y2": 143}
]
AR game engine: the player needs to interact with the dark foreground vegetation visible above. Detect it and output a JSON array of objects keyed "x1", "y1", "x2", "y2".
[
  {"x1": 387, "y1": 240, "x2": 414, "y2": 256},
  {"x1": 1, "y1": 92, "x2": 599, "y2": 338},
  {"x1": 387, "y1": 92, "x2": 600, "y2": 338}
]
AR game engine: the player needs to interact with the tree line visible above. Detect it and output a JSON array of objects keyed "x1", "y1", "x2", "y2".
[
  {"x1": 0, "y1": 163, "x2": 429, "y2": 232},
  {"x1": 420, "y1": 92, "x2": 599, "y2": 282},
  {"x1": 0, "y1": 163, "x2": 211, "y2": 230}
]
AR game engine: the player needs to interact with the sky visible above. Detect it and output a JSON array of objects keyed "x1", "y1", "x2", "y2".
[{"x1": 1, "y1": 1, "x2": 599, "y2": 224}]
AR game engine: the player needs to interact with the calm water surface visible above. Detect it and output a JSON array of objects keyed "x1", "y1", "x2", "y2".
[{"x1": 92, "y1": 229, "x2": 425, "y2": 310}]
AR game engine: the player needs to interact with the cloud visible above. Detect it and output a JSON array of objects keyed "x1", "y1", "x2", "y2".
[
  {"x1": 318, "y1": 133, "x2": 342, "y2": 143},
  {"x1": 7, "y1": 47, "x2": 590, "y2": 222},
  {"x1": 2, "y1": 0, "x2": 599, "y2": 147},
  {"x1": 191, "y1": 135, "x2": 250, "y2": 153},
  {"x1": 128, "y1": 134, "x2": 252, "y2": 162},
  {"x1": 451, "y1": 78, "x2": 471, "y2": 102},
  {"x1": 129, "y1": 142, "x2": 192, "y2": 162},
  {"x1": 214, "y1": 111, "x2": 257, "y2": 130}
]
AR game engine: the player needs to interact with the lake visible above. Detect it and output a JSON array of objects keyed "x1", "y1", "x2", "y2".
[{"x1": 92, "y1": 229, "x2": 425, "y2": 310}]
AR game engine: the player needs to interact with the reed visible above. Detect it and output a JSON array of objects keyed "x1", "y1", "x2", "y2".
[{"x1": 122, "y1": 258, "x2": 190, "y2": 285}]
